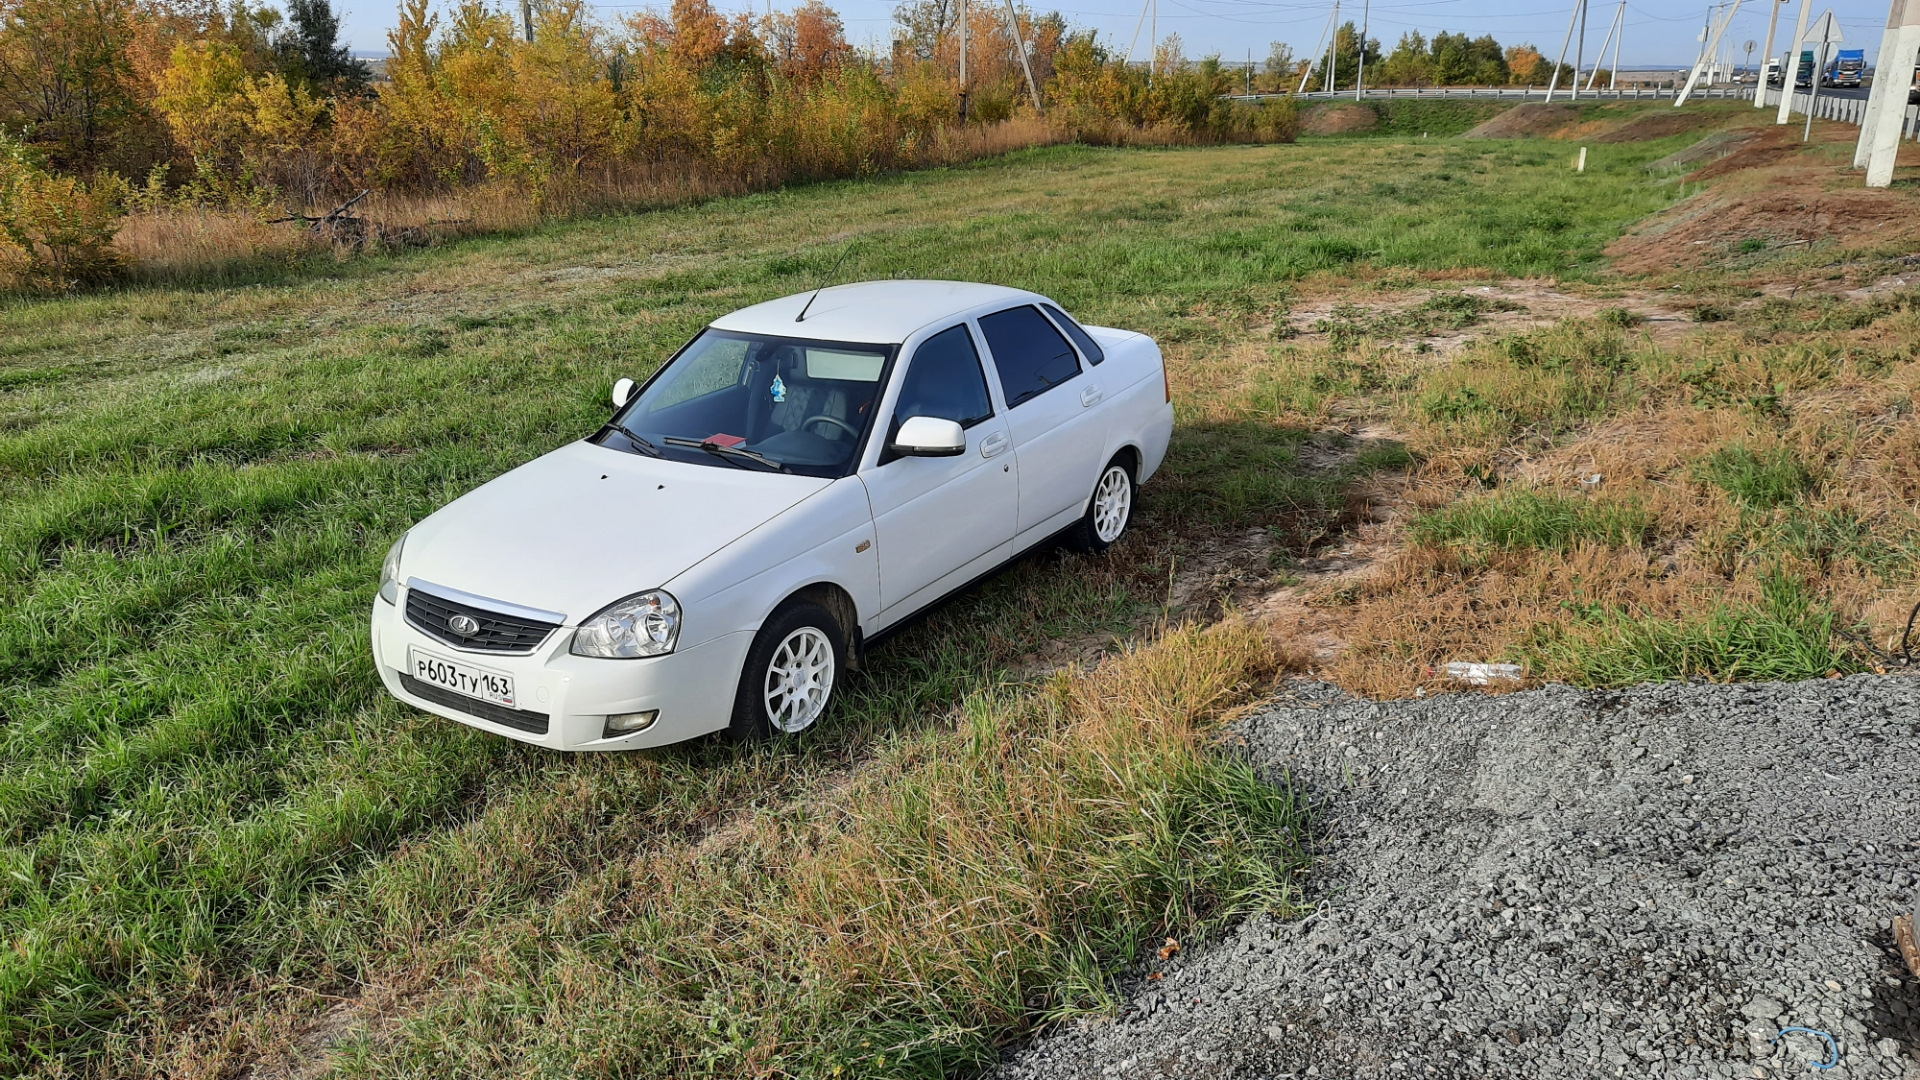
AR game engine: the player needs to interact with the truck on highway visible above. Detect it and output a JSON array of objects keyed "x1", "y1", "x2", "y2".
[
  {"x1": 1823, "y1": 48, "x2": 1865, "y2": 88},
  {"x1": 1795, "y1": 49, "x2": 1814, "y2": 89}
]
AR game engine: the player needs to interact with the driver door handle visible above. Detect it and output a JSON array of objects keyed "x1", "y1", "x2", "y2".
[
  {"x1": 980, "y1": 431, "x2": 1010, "y2": 459},
  {"x1": 1080, "y1": 385, "x2": 1103, "y2": 408}
]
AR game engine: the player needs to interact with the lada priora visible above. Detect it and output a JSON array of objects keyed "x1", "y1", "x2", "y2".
[{"x1": 371, "y1": 280, "x2": 1174, "y2": 749}]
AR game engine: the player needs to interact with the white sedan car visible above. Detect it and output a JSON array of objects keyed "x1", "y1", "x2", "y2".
[{"x1": 371, "y1": 280, "x2": 1173, "y2": 749}]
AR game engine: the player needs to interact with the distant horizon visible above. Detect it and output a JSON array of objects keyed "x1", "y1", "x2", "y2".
[{"x1": 335, "y1": 0, "x2": 1898, "y2": 72}]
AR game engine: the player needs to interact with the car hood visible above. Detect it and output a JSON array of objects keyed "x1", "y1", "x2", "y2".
[{"x1": 401, "y1": 441, "x2": 832, "y2": 622}]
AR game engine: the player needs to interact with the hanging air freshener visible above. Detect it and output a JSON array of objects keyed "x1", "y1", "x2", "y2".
[{"x1": 770, "y1": 375, "x2": 786, "y2": 403}]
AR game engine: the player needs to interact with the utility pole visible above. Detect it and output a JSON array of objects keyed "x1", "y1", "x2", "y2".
[
  {"x1": 1679, "y1": 0, "x2": 1744, "y2": 105},
  {"x1": 1546, "y1": 0, "x2": 1581, "y2": 101},
  {"x1": 1864, "y1": 0, "x2": 1920, "y2": 185},
  {"x1": 1003, "y1": 0, "x2": 1042, "y2": 112},
  {"x1": 1300, "y1": 1, "x2": 1337, "y2": 94},
  {"x1": 1575, "y1": 0, "x2": 1587, "y2": 98},
  {"x1": 1774, "y1": 0, "x2": 1812, "y2": 124},
  {"x1": 1609, "y1": 0, "x2": 1625, "y2": 87},
  {"x1": 1857, "y1": 0, "x2": 1906, "y2": 167},
  {"x1": 1354, "y1": 0, "x2": 1370, "y2": 100},
  {"x1": 1126, "y1": 0, "x2": 1149, "y2": 77},
  {"x1": 1586, "y1": 0, "x2": 1625, "y2": 90},
  {"x1": 1325, "y1": 0, "x2": 1340, "y2": 93},
  {"x1": 1150, "y1": 0, "x2": 1158, "y2": 85},
  {"x1": 958, "y1": 0, "x2": 968, "y2": 121},
  {"x1": 521, "y1": 0, "x2": 535, "y2": 42}
]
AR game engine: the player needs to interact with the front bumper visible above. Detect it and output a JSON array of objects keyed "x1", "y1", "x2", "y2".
[{"x1": 371, "y1": 592, "x2": 750, "y2": 750}]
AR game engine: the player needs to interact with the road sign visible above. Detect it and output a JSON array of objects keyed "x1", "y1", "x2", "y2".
[{"x1": 1807, "y1": 9, "x2": 1844, "y2": 44}]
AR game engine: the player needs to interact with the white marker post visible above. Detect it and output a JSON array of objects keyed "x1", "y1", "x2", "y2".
[
  {"x1": 1866, "y1": 0, "x2": 1920, "y2": 186},
  {"x1": 1776, "y1": 0, "x2": 1814, "y2": 124},
  {"x1": 1856, "y1": 0, "x2": 1914, "y2": 167}
]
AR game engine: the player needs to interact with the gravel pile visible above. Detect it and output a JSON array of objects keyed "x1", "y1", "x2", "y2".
[{"x1": 1000, "y1": 676, "x2": 1920, "y2": 1079}]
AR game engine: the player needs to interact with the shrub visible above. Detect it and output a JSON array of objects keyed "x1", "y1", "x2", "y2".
[{"x1": 0, "y1": 132, "x2": 128, "y2": 290}]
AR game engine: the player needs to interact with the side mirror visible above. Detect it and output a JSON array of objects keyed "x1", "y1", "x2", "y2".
[
  {"x1": 889, "y1": 415, "x2": 966, "y2": 457},
  {"x1": 611, "y1": 377, "x2": 636, "y2": 409}
]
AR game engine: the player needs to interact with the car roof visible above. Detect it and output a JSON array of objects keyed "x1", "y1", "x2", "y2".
[{"x1": 708, "y1": 280, "x2": 1041, "y2": 345}]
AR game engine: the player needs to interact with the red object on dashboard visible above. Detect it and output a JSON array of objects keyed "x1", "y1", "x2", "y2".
[{"x1": 704, "y1": 433, "x2": 746, "y2": 447}]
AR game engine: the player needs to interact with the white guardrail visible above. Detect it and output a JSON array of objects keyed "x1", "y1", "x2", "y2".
[
  {"x1": 1220, "y1": 85, "x2": 1920, "y2": 141},
  {"x1": 1755, "y1": 86, "x2": 1920, "y2": 139}
]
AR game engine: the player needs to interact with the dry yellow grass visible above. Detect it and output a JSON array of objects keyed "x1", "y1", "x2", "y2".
[
  {"x1": 109, "y1": 118, "x2": 1070, "y2": 286},
  {"x1": 1288, "y1": 295, "x2": 1920, "y2": 696}
]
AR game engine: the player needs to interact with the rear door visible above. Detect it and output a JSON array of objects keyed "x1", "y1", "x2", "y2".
[
  {"x1": 861, "y1": 323, "x2": 1018, "y2": 618},
  {"x1": 977, "y1": 304, "x2": 1106, "y2": 539}
]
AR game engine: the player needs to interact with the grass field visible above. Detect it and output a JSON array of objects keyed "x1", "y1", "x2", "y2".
[{"x1": 5, "y1": 102, "x2": 1916, "y2": 1077}]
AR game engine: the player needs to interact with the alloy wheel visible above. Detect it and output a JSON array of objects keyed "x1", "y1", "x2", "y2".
[
  {"x1": 1093, "y1": 465, "x2": 1132, "y2": 544},
  {"x1": 763, "y1": 626, "x2": 835, "y2": 733}
]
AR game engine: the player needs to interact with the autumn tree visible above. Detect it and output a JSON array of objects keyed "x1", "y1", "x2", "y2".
[
  {"x1": 767, "y1": 0, "x2": 850, "y2": 84},
  {"x1": 0, "y1": 0, "x2": 148, "y2": 171}
]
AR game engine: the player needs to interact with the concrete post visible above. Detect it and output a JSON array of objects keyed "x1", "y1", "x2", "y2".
[
  {"x1": 1759, "y1": 0, "x2": 1788, "y2": 107},
  {"x1": 1857, "y1": 0, "x2": 1910, "y2": 166},
  {"x1": 1777, "y1": 0, "x2": 1813, "y2": 124},
  {"x1": 1866, "y1": 0, "x2": 1920, "y2": 186}
]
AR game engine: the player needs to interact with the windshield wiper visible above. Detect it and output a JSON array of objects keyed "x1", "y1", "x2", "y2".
[
  {"x1": 606, "y1": 418, "x2": 664, "y2": 458},
  {"x1": 662, "y1": 436, "x2": 790, "y2": 473}
]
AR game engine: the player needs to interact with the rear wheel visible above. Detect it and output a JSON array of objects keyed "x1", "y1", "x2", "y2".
[
  {"x1": 728, "y1": 601, "x2": 844, "y2": 742},
  {"x1": 1067, "y1": 456, "x2": 1135, "y2": 554}
]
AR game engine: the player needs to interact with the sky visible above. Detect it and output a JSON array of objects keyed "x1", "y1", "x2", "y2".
[{"x1": 337, "y1": 0, "x2": 1900, "y2": 72}]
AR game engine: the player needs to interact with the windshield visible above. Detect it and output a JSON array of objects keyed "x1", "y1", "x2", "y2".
[{"x1": 599, "y1": 329, "x2": 895, "y2": 477}]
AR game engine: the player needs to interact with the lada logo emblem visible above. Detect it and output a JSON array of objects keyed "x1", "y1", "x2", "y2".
[{"x1": 447, "y1": 614, "x2": 481, "y2": 636}]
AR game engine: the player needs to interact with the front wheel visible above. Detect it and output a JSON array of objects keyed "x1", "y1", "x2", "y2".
[
  {"x1": 727, "y1": 601, "x2": 845, "y2": 742},
  {"x1": 1067, "y1": 457, "x2": 1136, "y2": 554}
]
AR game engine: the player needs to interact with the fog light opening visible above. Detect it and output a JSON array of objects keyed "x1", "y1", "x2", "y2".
[{"x1": 604, "y1": 710, "x2": 659, "y2": 737}]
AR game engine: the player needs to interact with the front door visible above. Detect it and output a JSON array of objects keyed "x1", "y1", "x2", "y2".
[{"x1": 862, "y1": 323, "x2": 1018, "y2": 618}]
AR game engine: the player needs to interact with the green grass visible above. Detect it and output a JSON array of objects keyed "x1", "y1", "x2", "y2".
[
  {"x1": 1365, "y1": 99, "x2": 1510, "y2": 137},
  {"x1": 1522, "y1": 571, "x2": 1862, "y2": 685},
  {"x1": 1409, "y1": 490, "x2": 1653, "y2": 552},
  {"x1": 0, "y1": 125, "x2": 1717, "y2": 1076},
  {"x1": 1693, "y1": 444, "x2": 1818, "y2": 509}
]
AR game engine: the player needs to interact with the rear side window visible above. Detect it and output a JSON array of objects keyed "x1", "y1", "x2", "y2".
[
  {"x1": 894, "y1": 324, "x2": 993, "y2": 429},
  {"x1": 1041, "y1": 303, "x2": 1104, "y2": 366},
  {"x1": 979, "y1": 305, "x2": 1080, "y2": 409}
]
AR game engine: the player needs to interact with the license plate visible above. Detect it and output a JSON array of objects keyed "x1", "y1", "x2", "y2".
[{"x1": 408, "y1": 647, "x2": 517, "y2": 708}]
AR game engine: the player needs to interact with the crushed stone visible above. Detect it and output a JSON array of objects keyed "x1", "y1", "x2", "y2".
[{"x1": 999, "y1": 676, "x2": 1920, "y2": 1079}]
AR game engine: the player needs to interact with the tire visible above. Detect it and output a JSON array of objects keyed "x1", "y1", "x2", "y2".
[
  {"x1": 1067, "y1": 455, "x2": 1136, "y2": 554},
  {"x1": 727, "y1": 601, "x2": 845, "y2": 743}
]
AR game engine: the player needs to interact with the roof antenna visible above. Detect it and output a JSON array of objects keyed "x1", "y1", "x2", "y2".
[{"x1": 795, "y1": 240, "x2": 861, "y2": 322}]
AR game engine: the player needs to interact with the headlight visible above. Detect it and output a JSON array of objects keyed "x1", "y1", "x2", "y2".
[
  {"x1": 378, "y1": 536, "x2": 406, "y2": 605},
  {"x1": 571, "y1": 591, "x2": 680, "y2": 658}
]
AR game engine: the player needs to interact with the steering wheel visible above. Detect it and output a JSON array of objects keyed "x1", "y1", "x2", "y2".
[{"x1": 801, "y1": 414, "x2": 860, "y2": 440}]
